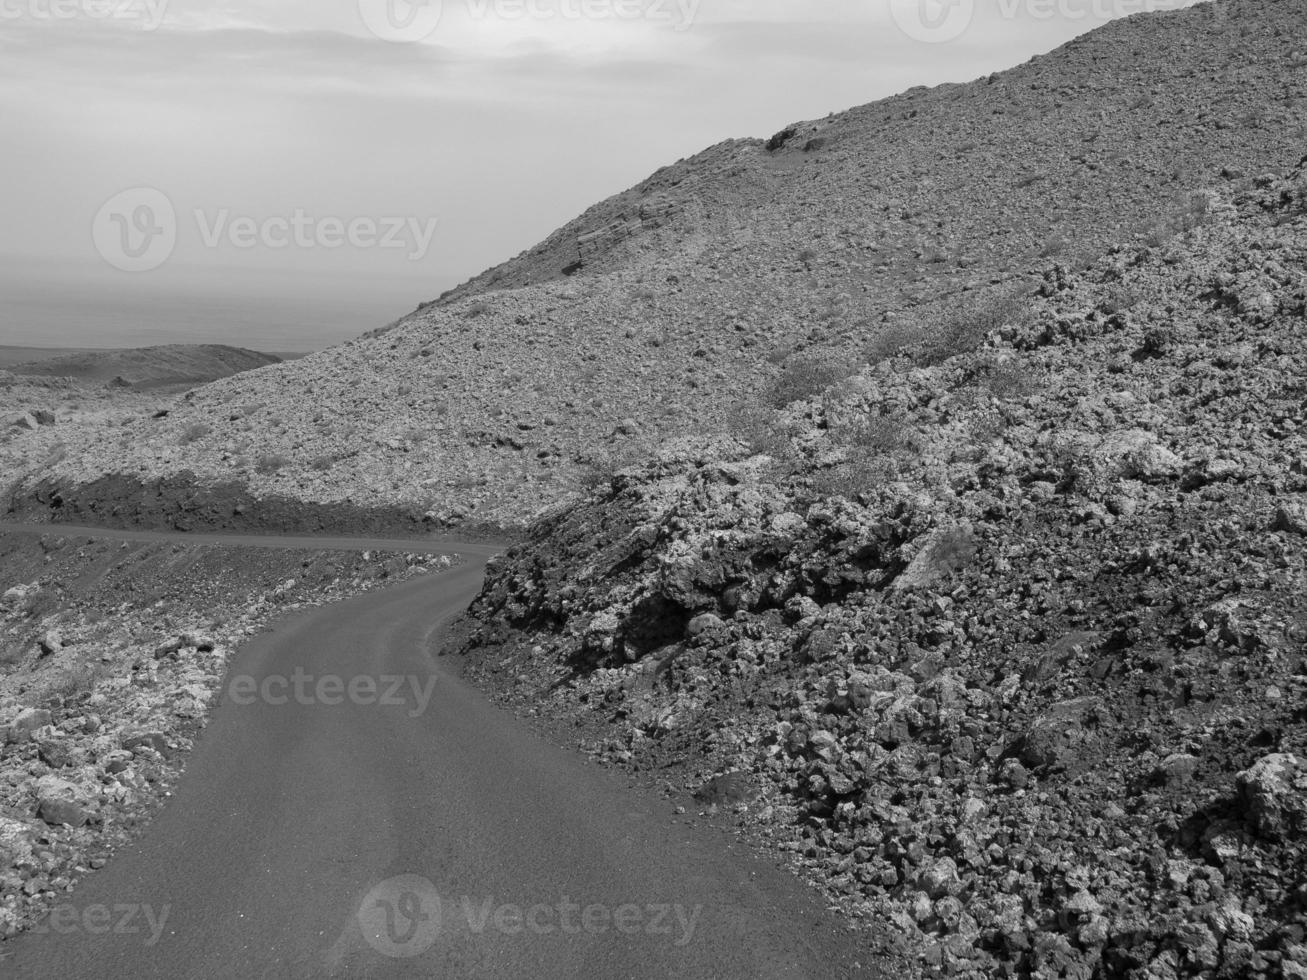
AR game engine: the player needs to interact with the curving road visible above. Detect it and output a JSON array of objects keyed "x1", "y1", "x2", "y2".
[{"x1": 0, "y1": 524, "x2": 882, "y2": 978}]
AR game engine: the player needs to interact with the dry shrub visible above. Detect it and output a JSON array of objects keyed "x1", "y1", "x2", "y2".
[
  {"x1": 812, "y1": 448, "x2": 897, "y2": 501},
  {"x1": 865, "y1": 321, "x2": 923, "y2": 366},
  {"x1": 766, "y1": 353, "x2": 857, "y2": 408},
  {"x1": 835, "y1": 415, "x2": 911, "y2": 455},
  {"x1": 728, "y1": 403, "x2": 793, "y2": 459},
  {"x1": 255, "y1": 454, "x2": 290, "y2": 475},
  {"x1": 915, "y1": 292, "x2": 1031, "y2": 367},
  {"x1": 179, "y1": 422, "x2": 211, "y2": 445}
]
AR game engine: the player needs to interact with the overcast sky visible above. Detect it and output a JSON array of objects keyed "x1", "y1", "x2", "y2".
[{"x1": 0, "y1": 0, "x2": 1203, "y2": 349}]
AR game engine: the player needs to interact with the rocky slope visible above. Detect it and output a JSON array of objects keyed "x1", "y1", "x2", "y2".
[
  {"x1": 6, "y1": 0, "x2": 1306, "y2": 528},
  {"x1": 454, "y1": 162, "x2": 1307, "y2": 978},
  {"x1": 0, "y1": 532, "x2": 456, "y2": 939}
]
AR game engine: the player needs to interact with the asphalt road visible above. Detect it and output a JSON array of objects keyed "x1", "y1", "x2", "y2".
[{"x1": 0, "y1": 524, "x2": 881, "y2": 978}]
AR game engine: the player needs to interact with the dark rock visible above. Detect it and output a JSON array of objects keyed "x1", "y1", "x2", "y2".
[
  {"x1": 37, "y1": 798, "x2": 93, "y2": 829},
  {"x1": 121, "y1": 731, "x2": 169, "y2": 756},
  {"x1": 685, "y1": 613, "x2": 725, "y2": 639},
  {"x1": 892, "y1": 526, "x2": 978, "y2": 592},
  {"x1": 1238, "y1": 753, "x2": 1305, "y2": 842},
  {"x1": 693, "y1": 771, "x2": 752, "y2": 806},
  {"x1": 36, "y1": 739, "x2": 71, "y2": 769}
]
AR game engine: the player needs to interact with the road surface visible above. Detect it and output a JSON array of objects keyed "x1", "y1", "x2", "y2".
[{"x1": 0, "y1": 523, "x2": 881, "y2": 978}]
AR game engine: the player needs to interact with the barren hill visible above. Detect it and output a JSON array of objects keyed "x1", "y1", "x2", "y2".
[
  {"x1": 457, "y1": 158, "x2": 1307, "y2": 978},
  {"x1": 5, "y1": 0, "x2": 1306, "y2": 529}
]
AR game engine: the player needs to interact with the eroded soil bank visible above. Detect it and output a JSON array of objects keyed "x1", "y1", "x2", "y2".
[{"x1": 6, "y1": 473, "x2": 517, "y2": 541}]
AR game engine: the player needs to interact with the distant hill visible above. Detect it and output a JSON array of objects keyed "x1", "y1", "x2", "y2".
[{"x1": 8, "y1": 344, "x2": 280, "y2": 390}]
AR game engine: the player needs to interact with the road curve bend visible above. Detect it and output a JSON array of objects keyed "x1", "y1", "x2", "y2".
[{"x1": 0, "y1": 525, "x2": 882, "y2": 978}]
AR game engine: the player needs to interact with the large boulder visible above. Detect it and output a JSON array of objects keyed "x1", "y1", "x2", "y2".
[
  {"x1": 1017, "y1": 697, "x2": 1104, "y2": 771},
  {"x1": 3, "y1": 708, "x2": 52, "y2": 745},
  {"x1": 1238, "y1": 754, "x2": 1306, "y2": 842},
  {"x1": 1274, "y1": 498, "x2": 1307, "y2": 535},
  {"x1": 1090, "y1": 429, "x2": 1182, "y2": 481},
  {"x1": 34, "y1": 775, "x2": 97, "y2": 829},
  {"x1": 892, "y1": 525, "x2": 978, "y2": 592}
]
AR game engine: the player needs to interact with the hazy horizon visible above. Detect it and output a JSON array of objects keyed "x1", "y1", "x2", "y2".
[{"x1": 3, "y1": 0, "x2": 1208, "y2": 352}]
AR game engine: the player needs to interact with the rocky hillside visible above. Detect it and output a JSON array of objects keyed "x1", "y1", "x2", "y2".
[
  {"x1": 6, "y1": 0, "x2": 1306, "y2": 529},
  {"x1": 9, "y1": 344, "x2": 281, "y2": 390},
  {"x1": 455, "y1": 163, "x2": 1307, "y2": 978}
]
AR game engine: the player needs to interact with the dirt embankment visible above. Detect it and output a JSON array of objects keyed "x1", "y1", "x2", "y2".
[
  {"x1": 0, "y1": 530, "x2": 459, "y2": 939},
  {"x1": 5, "y1": 471, "x2": 519, "y2": 542}
]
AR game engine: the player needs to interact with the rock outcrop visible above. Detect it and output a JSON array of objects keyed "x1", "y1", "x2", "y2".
[{"x1": 455, "y1": 163, "x2": 1307, "y2": 978}]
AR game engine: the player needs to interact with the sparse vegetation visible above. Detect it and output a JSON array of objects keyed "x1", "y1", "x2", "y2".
[
  {"x1": 1143, "y1": 190, "x2": 1216, "y2": 245},
  {"x1": 45, "y1": 662, "x2": 101, "y2": 705},
  {"x1": 1038, "y1": 233, "x2": 1069, "y2": 258},
  {"x1": 814, "y1": 443, "x2": 900, "y2": 500},
  {"x1": 22, "y1": 590, "x2": 64, "y2": 622},
  {"x1": 833, "y1": 413, "x2": 911, "y2": 455},
  {"x1": 914, "y1": 291, "x2": 1031, "y2": 367},
  {"x1": 1101, "y1": 285, "x2": 1143, "y2": 315},
  {"x1": 0, "y1": 640, "x2": 25, "y2": 668},
  {"x1": 727, "y1": 403, "x2": 793, "y2": 460},
  {"x1": 970, "y1": 353, "x2": 1037, "y2": 401},
  {"x1": 576, "y1": 444, "x2": 650, "y2": 495},
  {"x1": 254, "y1": 454, "x2": 290, "y2": 475},
  {"x1": 179, "y1": 422, "x2": 211, "y2": 445},
  {"x1": 765, "y1": 353, "x2": 857, "y2": 408},
  {"x1": 864, "y1": 321, "x2": 922, "y2": 366}
]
